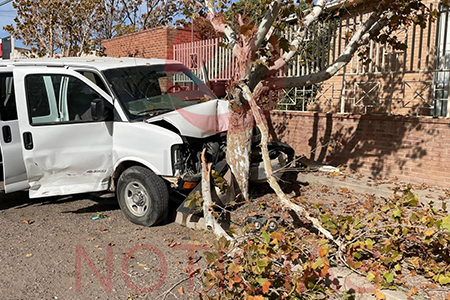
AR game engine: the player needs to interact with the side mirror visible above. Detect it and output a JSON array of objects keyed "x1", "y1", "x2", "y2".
[{"x1": 91, "y1": 98, "x2": 111, "y2": 121}]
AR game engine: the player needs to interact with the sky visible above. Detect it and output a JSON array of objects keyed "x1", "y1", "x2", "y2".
[{"x1": 0, "y1": 1, "x2": 14, "y2": 39}]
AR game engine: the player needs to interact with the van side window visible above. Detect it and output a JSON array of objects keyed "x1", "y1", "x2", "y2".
[
  {"x1": 0, "y1": 73, "x2": 18, "y2": 121},
  {"x1": 78, "y1": 71, "x2": 110, "y2": 95},
  {"x1": 25, "y1": 75, "x2": 53, "y2": 119},
  {"x1": 25, "y1": 74, "x2": 106, "y2": 125}
]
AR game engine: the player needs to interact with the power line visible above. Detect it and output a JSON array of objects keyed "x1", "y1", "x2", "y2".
[{"x1": 0, "y1": 0, "x2": 12, "y2": 7}]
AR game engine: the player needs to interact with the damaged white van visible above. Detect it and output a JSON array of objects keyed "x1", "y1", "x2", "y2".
[{"x1": 0, "y1": 58, "x2": 293, "y2": 226}]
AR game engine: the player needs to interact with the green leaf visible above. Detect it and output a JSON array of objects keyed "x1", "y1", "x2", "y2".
[
  {"x1": 393, "y1": 207, "x2": 402, "y2": 218},
  {"x1": 383, "y1": 272, "x2": 394, "y2": 283},
  {"x1": 312, "y1": 257, "x2": 324, "y2": 269},
  {"x1": 438, "y1": 274, "x2": 450, "y2": 285},
  {"x1": 256, "y1": 277, "x2": 269, "y2": 286},
  {"x1": 441, "y1": 215, "x2": 450, "y2": 230},
  {"x1": 257, "y1": 259, "x2": 268, "y2": 267},
  {"x1": 205, "y1": 251, "x2": 217, "y2": 264},
  {"x1": 228, "y1": 264, "x2": 243, "y2": 274},
  {"x1": 279, "y1": 37, "x2": 290, "y2": 52},
  {"x1": 261, "y1": 231, "x2": 271, "y2": 244},
  {"x1": 404, "y1": 192, "x2": 419, "y2": 207},
  {"x1": 424, "y1": 229, "x2": 435, "y2": 237},
  {"x1": 402, "y1": 227, "x2": 410, "y2": 236},
  {"x1": 366, "y1": 272, "x2": 376, "y2": 282},
  {"x1": 365, "y1": 238, "x2": 375, "y2": 250}
]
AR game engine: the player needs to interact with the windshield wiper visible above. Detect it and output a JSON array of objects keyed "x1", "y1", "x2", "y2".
[{"x1": 136, "y1": 108, "x2": 173, "y2": 117}]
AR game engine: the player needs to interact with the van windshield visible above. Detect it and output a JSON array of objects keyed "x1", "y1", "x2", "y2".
[{"x1": 103, "y1": 64, "x2": 216, "y2": 120}]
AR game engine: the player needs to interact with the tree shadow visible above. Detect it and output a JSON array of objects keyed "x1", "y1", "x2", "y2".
[{"x1": 270, "y1": 68, "x2": 438, "y2": 179}]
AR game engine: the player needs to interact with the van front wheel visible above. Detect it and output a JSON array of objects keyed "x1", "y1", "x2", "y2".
[{"x1": 117, "y1": 166, "x2": 169, "y2": 226}]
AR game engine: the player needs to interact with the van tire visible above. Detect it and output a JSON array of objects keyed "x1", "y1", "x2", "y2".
[{"x1": 117, "y1": 166, "x2": 169, "y2": 226}]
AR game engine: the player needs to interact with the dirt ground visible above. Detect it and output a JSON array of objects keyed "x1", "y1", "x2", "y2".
[
  {"x1": 0, "y1": 189, "x2": 211, "y2": 300},
  {"x1": 1, "y1": 172, "x2": 449, "y2": 300}
]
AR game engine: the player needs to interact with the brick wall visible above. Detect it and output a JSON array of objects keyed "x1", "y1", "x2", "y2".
[
  {"x1": 102, "y1": 26, "x2": 196, "y2": 59},
  {"x1": 268, "y1": 111, "x2": 450, "y2": 187}
]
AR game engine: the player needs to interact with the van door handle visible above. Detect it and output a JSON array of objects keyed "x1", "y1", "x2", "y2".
[
  {"x1": 23, "y1": 132, "x2": 33, "y2": 150},
  {"x1": 2, "y1": 126, "x2": 12, "y2": 143}
]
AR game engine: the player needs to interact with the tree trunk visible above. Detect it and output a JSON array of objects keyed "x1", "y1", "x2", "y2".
[{"x1": 225, "y1": 102, "x2": 255, "y2": 201}]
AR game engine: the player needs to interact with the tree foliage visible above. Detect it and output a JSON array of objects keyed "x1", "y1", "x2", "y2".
[
  {"x1": 5, "y1": 0, "x2": 105, "y2": 57},
  {"x1": 4, "y1": 0, "x2": 212, "y2": 57},
  {"x1": 200, "y1": 187, "x2": 450, "y2": 299}
]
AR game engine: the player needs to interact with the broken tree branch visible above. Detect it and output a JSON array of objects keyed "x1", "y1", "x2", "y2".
[
  {"x1": 267, "y1": 0, "x2": 327, "y2": 75},
  {"x1": 266, "y1": 9, "x2": 390, "y2": 90},
  {"x1": 201, "y1": 149, "x2": 233, "y2": 241},
  {"x1": 240, "y1": 82, "x2": 341, "y2": 248},
  {"x1": 254, "y1": 0, "x2": 282, "y2": 50},
  {"x1": 205, "y1": 0, "x2": 236, "y2": 46}
]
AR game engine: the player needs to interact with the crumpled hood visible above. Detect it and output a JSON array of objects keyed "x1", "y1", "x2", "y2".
[{"x1": 145, "y1": 99, "x2": 230, "y2": 138}]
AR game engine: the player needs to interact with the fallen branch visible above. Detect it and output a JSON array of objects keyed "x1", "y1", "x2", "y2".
[
  {"x1": 241, "y1": 82, "x2": 342, "y2": 248},
  {"x1": 201, "y1": 149, "x2": 234, "y2": 241}
]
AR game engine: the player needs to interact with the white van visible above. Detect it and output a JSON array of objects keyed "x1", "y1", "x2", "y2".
[{"x1": 0, "y1": 57, "x2": 293, "y2": 226}]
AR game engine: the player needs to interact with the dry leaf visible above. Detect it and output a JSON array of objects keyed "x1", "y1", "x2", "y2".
[
  {"x1": 23, "y1": 219, "x2": 34, "y2": 225},
  {"x1": 26, "y1": 253, "x2": 33, "y2": 257},
  {"x1": 374, "y1": 290, "x2": 386, "y2": 300},
  {"x1": 99, "y1": 227, "x2": 108, "y2": 232},
  {"x1": 407, "y1": 287, "x2": 418, "y2": 297},
  {"x1": 177, "y1": 286, "x2": 184, "y2": 295}
]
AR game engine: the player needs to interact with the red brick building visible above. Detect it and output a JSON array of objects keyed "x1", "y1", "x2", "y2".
[{"x1": 102, "y1": 26, "x2": 196, "y2": 60}]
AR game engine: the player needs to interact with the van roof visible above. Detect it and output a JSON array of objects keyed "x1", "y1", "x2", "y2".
[{"x1": 0, "y1": 57, "x2": 182, "y2": 71}]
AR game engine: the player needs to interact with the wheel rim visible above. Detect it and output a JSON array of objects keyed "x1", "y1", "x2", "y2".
[{"x1": 124, "y1": 181, "x2": 149, "y2": 217}]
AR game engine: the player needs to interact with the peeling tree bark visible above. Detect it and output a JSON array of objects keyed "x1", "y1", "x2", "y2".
[
  {"x1": 226, "y1": 131, "x2": 252, "y2": 201},
  {"x1": 225, "y1": 102, "x2": 255, "y2": 200}
]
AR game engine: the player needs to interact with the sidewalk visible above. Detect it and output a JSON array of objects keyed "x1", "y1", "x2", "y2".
[
  {"x1": 299, "y1": 169, "x2": 449, "y2": 300},
  {"x1": 299, "y1": 169, "x2": 450, "y2": 206}
]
